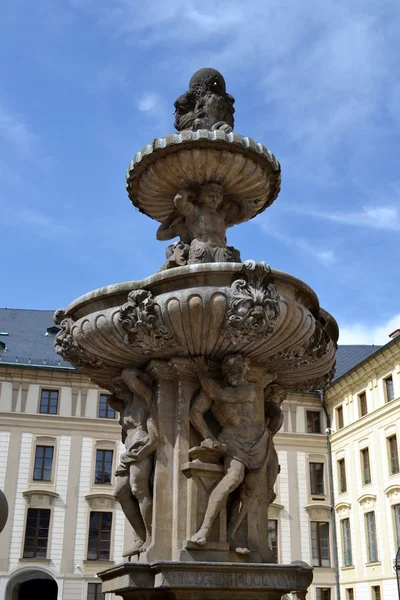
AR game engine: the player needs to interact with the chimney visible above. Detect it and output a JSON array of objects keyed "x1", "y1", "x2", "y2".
[{"x1": 389, "y1": 328, "x2": 400, "y2": 340}]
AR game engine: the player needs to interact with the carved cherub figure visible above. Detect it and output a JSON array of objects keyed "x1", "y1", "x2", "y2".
[
  {"x1": 110, "y1": 368, "x2": 158, "y2": 556},
  {"x1": 157, "y1": 183, "x2": 247, "y2": 265},
  {"x1": 189, "y1": 355, "x2": 276, "y2": 552},
  {"x1": 174, "y1": 67, "x2": 235, "y2": 132}
]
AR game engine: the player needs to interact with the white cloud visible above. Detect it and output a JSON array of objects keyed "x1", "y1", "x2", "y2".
[
  {"x1": 0, "y1": 107, "x2": 36, "y2": 156},
  {"x1": 292, "y1": 204, "x2": 400, "y2": 231},
  {"x1": 258, "y1": 221, "x2": 337, "y2": 267},
  {"x1": 339, "y1": 314, "x2": 400, "y2": 344},
  {"x1": 137, "y1": 93, "x2": 161, "y2": 113}
]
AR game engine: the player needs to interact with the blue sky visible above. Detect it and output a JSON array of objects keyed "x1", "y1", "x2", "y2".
[{"x1": 1, "y1": 0, "x2": 399, "y2": 344}]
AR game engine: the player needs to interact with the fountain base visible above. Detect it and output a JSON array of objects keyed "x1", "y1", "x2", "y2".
[{"x1": 99, "y1": 560, "x2": 312, "y2": 600}]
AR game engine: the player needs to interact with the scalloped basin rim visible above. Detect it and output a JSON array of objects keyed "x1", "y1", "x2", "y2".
[{"x1": 64, "y1": 263, "x2": 339, "y2": 343}]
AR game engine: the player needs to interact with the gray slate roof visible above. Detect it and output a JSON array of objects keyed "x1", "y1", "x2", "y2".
[
  {"x1": 0, "y1": 308, "x2": 73, "y2": 369},
  {"x1": 0, "y1": 308, "x2": 387, "y2": 380},
  {"x1": 334, "y1": 345, "x2": 382, "y2": 381}
]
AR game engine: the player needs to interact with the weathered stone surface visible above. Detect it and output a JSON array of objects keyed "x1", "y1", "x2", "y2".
[
  {"x1": 126, "y1": 130, "x2": 281, "y2": 227},
  {"x1": 174, "y1": 67, "x2": 235, "y2": 133},
  {"x1": 98, "y1": 560, "x2": 313, "y2": 600},
  {"x1": 56, "y1": 67, "x2": 337, "y2": 600}
]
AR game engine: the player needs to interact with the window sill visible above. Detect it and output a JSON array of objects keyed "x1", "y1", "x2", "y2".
[
  {"x1": 340, "y1": 565, "x2": 354, "y2": 570},
  {"x1": 83, "y1": 559, "x2": 115, "y2": 565},
  {"x1": 366, "y1": 561, "x2": 381, "y2": 566},
  {"x1": 20, "y1": 557, "x2": 51, "y2": 564}
]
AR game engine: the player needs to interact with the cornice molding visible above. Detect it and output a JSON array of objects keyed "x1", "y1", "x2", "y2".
[
  {"x1": 384, "y1": 484, "x2": 400, "y2": 504},
  {"x1": 85, "y1": 492, "x2": 116, "y2": 510},
  {"x1": 357, "y1": 493, "x2": 376, "y2": 510},
  {"x1": 23, "y1": 489, "x2": 59, "y2": 507}
]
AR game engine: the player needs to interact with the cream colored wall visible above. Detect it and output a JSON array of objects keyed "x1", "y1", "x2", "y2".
[
  {"x1": 0, "y1": 365, "x2": 121, "y2": 600},
  {"x1": 328, "y1": 340, "x2": 400, "y2": 600},
  {"x1": 275, "y1": 394, "x2": 337, "y2": 600}
]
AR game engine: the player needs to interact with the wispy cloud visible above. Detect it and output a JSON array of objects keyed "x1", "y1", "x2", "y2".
[
  {"x1": 0, "y1": 107, "x2": 36, "y2": 156},
  {"x1": 137, "y1": 93, "x2": 162, "y2": 113},
  {"x1": 339, "y1": 314, "x2": 400, "y2": 344},
  {"x1": 1, "y1": 206, "x2": 78, "y2": 239},
  {"x1": 284, "y1": 203, "x2": 400, "y2": 231},
  {"x1": 258, "y1": 220, "x2": 337, "y2": 267}
]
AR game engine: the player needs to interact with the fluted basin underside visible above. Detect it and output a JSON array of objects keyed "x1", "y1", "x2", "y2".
[
  {"x1": 126, "y1": 130, "x2": 281, "y2": 225},
  {"x1": 56, "y1": 262, "x2": 338, "y2": 392}
]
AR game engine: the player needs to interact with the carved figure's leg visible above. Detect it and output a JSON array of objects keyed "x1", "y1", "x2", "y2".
[
  {"x1": 191, "y1": 457, "x2": 245, "y2": 545},
  {"x1": 129, "y1": 458, "x2": 153, "y2": 551},
  {"x1": 266, "y1": 447, "x2": 279, "y2": 506},
  {"x1": 114, "y1": 474, "x2": 145, "y2": 555},
  {"x1": 227, "y1": 470, "x2": 257, "y2": 554}
]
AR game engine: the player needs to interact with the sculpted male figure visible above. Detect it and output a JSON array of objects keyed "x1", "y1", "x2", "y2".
[
  {"x1": 189, "y1": 355, "x2": 275, "y2": 551},
  {"x1": 109, "y1": 368, "x2": 158, "y2": 556},
  {"x1": 156, "y1": 183, "x2": 246, "y2": 264}
]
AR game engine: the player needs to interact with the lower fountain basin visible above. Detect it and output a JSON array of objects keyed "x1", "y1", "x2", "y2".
[{"x1": 55, "y1": 262, "x2": 338, "y2": 392}]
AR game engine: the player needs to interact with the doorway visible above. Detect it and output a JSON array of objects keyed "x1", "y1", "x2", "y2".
[
  {"x1": 6, "y1": 569, "x2": 58, "y2": 600},
  {"x1": 19, "y1": 578, "x2": 58, "y2": 600}
]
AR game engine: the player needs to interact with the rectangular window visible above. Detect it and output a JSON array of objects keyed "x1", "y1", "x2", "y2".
[
  {"x1": 338, "y1": 458, "x2": 347, "y2": 493},
  {"x1": 366, "y1": 511, "x2": 378, "y2": 562},
  {"x1": 87, "y1": 583, "x2": 105, "y2": 600},
  {"x1": 310, "y1": 462, "x2": 324, "y2": 495},
  {"x1": 336, "y1": 405, "x2": 344, "y2": 429},
  {"x1": 268, "y1": 519, "x2": 278, "y2": 559},
  {"x1": 342, "y1": 518, "x2": 352, "y2": 566},
  {"x1": 87, "y1": 511, "x2": 112, "y2": 560},
  {"x1": 33, "y1": 446, "x2": 54, "y2": 481},
  {"x1": 388, "y1": 435, "x2": 399, "y2": 475},
  {"x1": 95, "y1": 449, "x2": 113, "y2": 484},
  {"x1": 23, "y1": 508, "x2": 51, "y2": 558},
  {"x1": 39, "y1": 389, "x2": 59, "y2": 414},
  {"x1": 316, "y1": 589, "x2": 331, "y2": 600},
  {"x1": 385, "y1": 375, "x2": 394, "y2": 402},
  {"x1": 98, "y1": 394, "x2": 115, "y2": 419},
  {"x1": 359, "y1": 391, "x2": 368, "y2": 416},
  {"x1": 306, "y1": 410, "x2": 321, "y2": 433},
  {"x1": 372, "y1": 586, "x2": 381, "y2": 600},
  {"x1": 361, "y1": 448, "x2": 371, "y2": 485},
  {"x1": 346, "y1": 590, "x2": 354, "y2": 600},
  {"x1": 311, "y1": 521, "x2": 330, "y2": 567},
  {"x1": 394, "y1": 504, "x2": 400, "y2": 547}
]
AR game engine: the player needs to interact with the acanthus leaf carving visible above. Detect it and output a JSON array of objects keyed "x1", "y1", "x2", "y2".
[
  {"x1": 53, "y1": 309, "x2": 103, "y2": 369},
  {"x1": 226, "y1": 260, "x2": 280, "y2": 345},
  {"x1": 118, "y1": 289, "x2": 181, "y2": 356},
  {"x1": 288, "y1": 365, "x2": 336, "y2": 392}
]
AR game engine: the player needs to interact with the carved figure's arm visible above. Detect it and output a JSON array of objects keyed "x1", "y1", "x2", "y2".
[
  {"x1": 189, "y1": 388, "x2": 216, "y2": 442},
  {"x1": 156, "y1": 211, "x2": 188, "y2": 242},
  {"x1": 198, "y1": 372, "x2": 251, "y2": 404},
  {"x1": 107, "y1": 392, "x2": 125, "y2": 413},
  {"x1": 174, "y1": 189, "x2": 196, "y2": 217},
  {"x1": 121, "y1": 368, "x2": 153, "y2": 410}
]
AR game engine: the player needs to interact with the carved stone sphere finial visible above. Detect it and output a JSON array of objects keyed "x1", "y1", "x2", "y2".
[
  {"x1": 189, "y1": 68, "x2": 227, "y2": 92},
  {"x1": 174, "y1": 67, "x2": 235, "y2": 132}
]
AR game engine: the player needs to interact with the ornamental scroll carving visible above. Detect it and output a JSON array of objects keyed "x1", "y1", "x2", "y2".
[
  {"x1": 290, "y1": 365, "x2": 336, "y2": 392},
  {"x1": 118, "y1": 289, "x2": 181, "y2": 356},
  {"x1": 53, "y1": 309, "x2": 102, "y2": 369},
  {"x1": 226, "y1": 260, "x2": 280, "y2": 345}
]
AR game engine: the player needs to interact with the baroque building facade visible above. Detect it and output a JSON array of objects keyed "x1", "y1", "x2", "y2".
[
  {"x1": 0, "y1": 308, "x2": 398, "y2": 600},
  {"x1": 326, "y1": 333, "x2": 400, "y2": 600}
]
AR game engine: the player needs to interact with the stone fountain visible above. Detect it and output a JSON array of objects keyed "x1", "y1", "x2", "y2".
[{"x1": 54, "y1": 68, "x2": 338, "y2": 600}]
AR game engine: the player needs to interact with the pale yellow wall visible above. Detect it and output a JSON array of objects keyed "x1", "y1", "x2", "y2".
[{"x1": 327, "y1": 339, "x2": 400, "y2": 600}]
